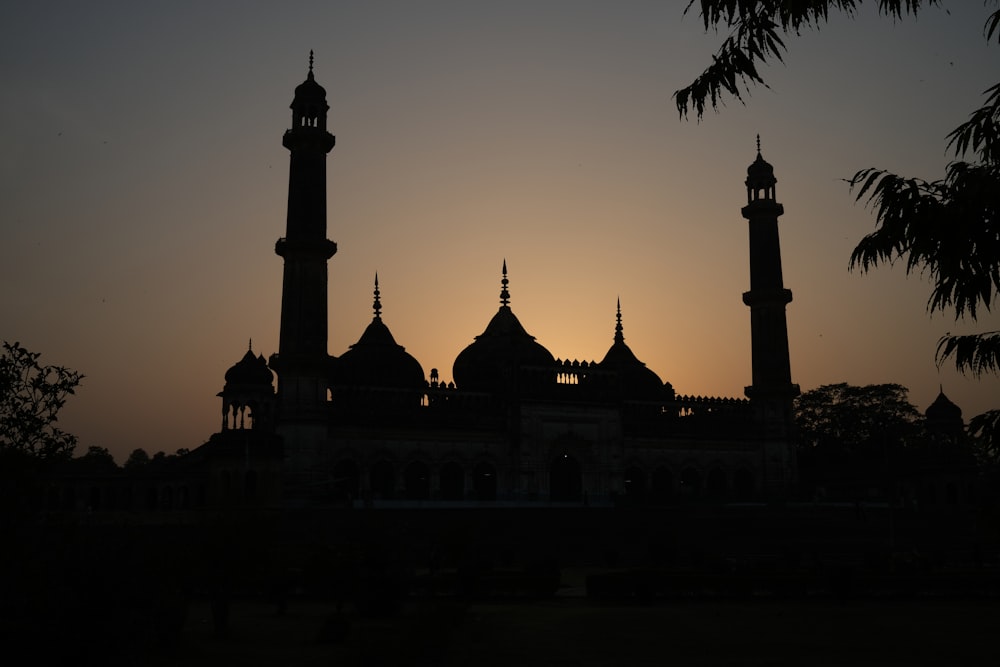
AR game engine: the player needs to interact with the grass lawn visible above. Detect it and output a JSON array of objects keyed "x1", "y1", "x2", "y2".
[{"x1": 168, "y1": 596, "x2": 998, "y2": 666}]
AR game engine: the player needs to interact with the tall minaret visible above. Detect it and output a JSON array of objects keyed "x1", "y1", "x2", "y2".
[
  {"x1": 741, "y1": 138, "x2": 799, "y2": 491},
  {"x1": 270, "y1": 52, "x2": 337, "y2": 486}
]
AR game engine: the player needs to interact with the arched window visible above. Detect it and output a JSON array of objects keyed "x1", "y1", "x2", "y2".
[
  {"x1": 679, "y1": 467, "x2": 702, "y2": 499},
  {"x1": 733, "y1": 468, "x2": 755, "y2": 501},
  {"x1": 650, "y1": 467, "x2": 673, "y2": 504},
  {"x1": 120, "y1": 487, "x2": 134, "y2": 511},
  {"x1": 706, "y1": 468, "x2": 728, "y2": 501},
  {"x1": 440, "y1": 461, "x2": 464, "y2": 501},
  {"x1": 474, "y1": 462, "x2": 497, "y2": 501},
  {"x1": 550, "y1": 454, "x2": 582, "y2": 502},
  {"x1": 333, "y1": 459, "x2": 361, "y2": 501},
  {"x1": 370, "y1": 460, "x2": 395, "y2": 500},
  {"x1": 946, "y1": 480, "x2": 959, "y2": 505},
  {"x1": 404, "y1": 461, "x2": 430, "y2": 501},
  {"x1": 245, "y1": 470, "x2": 258, "y2": 501},
  {"x1": 624, "y1": 466, "x2": 645, "y2": 501}
]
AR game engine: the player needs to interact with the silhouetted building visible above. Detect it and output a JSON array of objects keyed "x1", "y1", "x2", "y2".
[
  {"x1": 202, "y1": 58, "x2": 801, "y2": 507},
  {"x1": 908, "y1": 387, "x2": 978, "y2": 508},
  {"x1": 36, "y1": 60, "x2": 987, "y2": 522}
]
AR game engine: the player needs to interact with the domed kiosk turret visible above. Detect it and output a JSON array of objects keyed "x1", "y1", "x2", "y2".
[
  {"x1": 746, "y1": 147, "x2": 776, "y2": 202},
  {"x1": 333, "y1": 274, "x2": 426, "y2": 392},
  {"x1": 219, "y1": 342, "x2": 275, "y2": 431},
  {"x1": 925, "y1": 387, "x2": 964, "y2": 437},
  {"x1": 598, "y1": 299, "x2": 664, "y2": 400},
  {"x1": 289, "y1": 50, "x2": 331, "y2": 132},
  {"x1": 453, "y1": 261, "x2": 556, "y2": 393}
]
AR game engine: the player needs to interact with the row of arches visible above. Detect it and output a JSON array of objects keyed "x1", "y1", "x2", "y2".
[
  {"x1": 43, "y1": 468, "x2": 276, "y2": 513},
  {"x1": 622, "y1": 465, "x2": 757, "y2": 502},
  {"x1": 551, "y1": 458, "x2": 758, "y2": 503},
  {"x1": 44, "y1": 482, "x2": 208, "y2": 513},
  {"x1": 331, "y1": 459, "x2": 498, "y2": 501},
  {"x1": 327, "y1": 456, "x2": 758, "y2": 504}
]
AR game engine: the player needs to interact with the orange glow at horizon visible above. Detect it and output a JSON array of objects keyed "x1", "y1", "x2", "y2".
[{"x1": 2, "y1": 2, "x2": 998, "y2": 462}]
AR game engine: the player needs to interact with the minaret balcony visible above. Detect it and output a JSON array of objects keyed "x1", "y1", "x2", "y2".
[
  {"x1": 275, "y1": 237, "x2": 337, "y2": 259},
  {"x1": 741, "y1": 201, "x2": 784, "y2": 219},
  {"x1": 282, "y1": 128, "x2": 335, "y2": 153},
  {"x1": 742, "y1": 288, "x2": 793, "y2": 307}
]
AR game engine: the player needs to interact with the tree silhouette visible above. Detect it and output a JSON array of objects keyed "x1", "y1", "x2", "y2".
[
  {"x1": 72, "y1": 445, "x2": 119, "y2": 472},
  {"x1": 124, "y1": 448, "x2": 151, "y2": 470},
  {"x1": 0, "y1": 341, "x2": 82, "y2": 461},
  {"x1": 795, "y1": 383, "x2": 923, "y2": 497},
  {"x1": 674, "y1": 1, "x2": 1000, "y2": 379}
]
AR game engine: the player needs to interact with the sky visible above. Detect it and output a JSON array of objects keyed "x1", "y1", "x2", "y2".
[{"x1": 2, "y1": 1, "x2": 998, "y2": 462}]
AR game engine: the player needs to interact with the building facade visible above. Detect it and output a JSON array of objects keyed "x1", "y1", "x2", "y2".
[{"x1": 214, "y1": 59, "x2": 800, "y2": 507}]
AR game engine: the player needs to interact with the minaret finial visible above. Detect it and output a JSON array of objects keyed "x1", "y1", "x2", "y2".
[
  {"x1": 373, "y1": 272, "x2": 382, "y2": 319},
  {"x1": 248, "y1": 338, "x2": 253, "y2": 352},
  {"x1": 614, "y1": 298, "x2": 624, "y2": 344},
  {"x1": 500, "y1": 259, "x2": 510, "y2": 307},
  {"x1": 309, "y1": 50, "x2": 314, "y2": 74},
  {"x1": 756, "y1": 134, "x2": 761, "y2": 157}
]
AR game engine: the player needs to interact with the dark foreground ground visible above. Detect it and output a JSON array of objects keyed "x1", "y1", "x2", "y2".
[
  {"x1": 8, "y1": 504, "x2": 998, "y2": 665},
  {"x1": 169, "y1": 593, "x2": 997, "y2": 667}
]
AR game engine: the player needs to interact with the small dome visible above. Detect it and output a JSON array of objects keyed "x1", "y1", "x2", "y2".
[
  {"x1": 745, "y1": 136, "x2": 777, "y2": 197},
  {"x1": 293, "y1": 70, "x2": 327, "y2": 104},
  {"x1": 452, "y1": 262, "x2": 555, "y2": 392},
  {"x1": 289, "y1": 51, "x2": 329, "y2": 126},
  {"x1": 747, "y1": 150, "x2": 775, "y2": 186},
  {"x1": 747, "y1": 151, "x2": 773, "y2": 178},
  {"x1": 224, "y1": 347, "x2": 274, "y2": 388},
  {"x1": 598, "y1": 301, "x2": 663, "y2": 400},
  {"x1": 926, "y1": 389, "x2": 963, "y2": 422}
]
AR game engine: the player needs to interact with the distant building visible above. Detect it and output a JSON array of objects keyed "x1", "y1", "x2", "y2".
[
  {"x1": 201, "y1": 57, "x2": 799, "y2": 508},
  {"x1": 35, "y1": 58, "x2": 806, "y2": 514}
]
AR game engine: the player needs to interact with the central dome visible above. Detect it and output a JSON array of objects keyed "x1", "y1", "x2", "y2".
[
  {"x1": 598, "y1": 300, "x2": 664, "y2": 400},
  {"x1": 452, "y1": 263, "x2": 555, "y2": 392},
  {"x1": 333, "y1": 275, "x2": 425, "y2": 390}
]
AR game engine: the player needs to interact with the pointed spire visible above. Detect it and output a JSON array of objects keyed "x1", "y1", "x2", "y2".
[
  {"x1": 499, "y1": 259, "x2": 510, "y2": 307},
  {"x1": 248, "y1": 338, "x2": 253, "y2": 352},
  {"x1": 373, "y1": 272, "x2": 382, "y2": 320},
  {"x1": 614, "y1": 298, "x2": 624, "y2": 344}
]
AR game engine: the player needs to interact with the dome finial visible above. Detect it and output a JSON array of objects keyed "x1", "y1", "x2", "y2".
[
  {"x1": 373, "y1": 272, "x2": 382, "y2": 319},
  {"x1": 248, "y1": 338, "x2": 253, "y2": 352},
  {"x1": 309, "y1": 50, "x2": 314, "y2": 74},
  {"x1": 614, "y1": 298, "x2": 624, "y2": 344},
  {"x1": 756, "y1": 134, "x2": 761, "y2": 158},
  {"x1": 500, "y1": 259, "x2": 510, "y2": 307}
]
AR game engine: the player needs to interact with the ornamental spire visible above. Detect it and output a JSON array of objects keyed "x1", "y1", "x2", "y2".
[
  {"x1": 614, "y1": 297, "x2": 624, "y2": 344},
  {"x1": 308, "y1": 50, "x2": 315, "y2": 79},
  {"x1": 499, "y1": 259, "x2": 510, "y2": 307},
  {"x1": 756, "y1": 133, "x2": 761, "y2": 158},
  {"x1": 373, "y1": 272, "x2": 382, "y2": 320}
]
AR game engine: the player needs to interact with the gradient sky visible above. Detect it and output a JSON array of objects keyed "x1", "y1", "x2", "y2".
[{"x1": 2, "y1": 1, "x2": 998, "y2": 462}]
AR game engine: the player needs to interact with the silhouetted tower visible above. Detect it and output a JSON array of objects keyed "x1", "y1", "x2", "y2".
[
  {"x1": 270, "y1": 52, "x2": 337, "y2": 486},
  {"x1": 741, "y1": 138, "x2": 799, "y2": 491}
]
